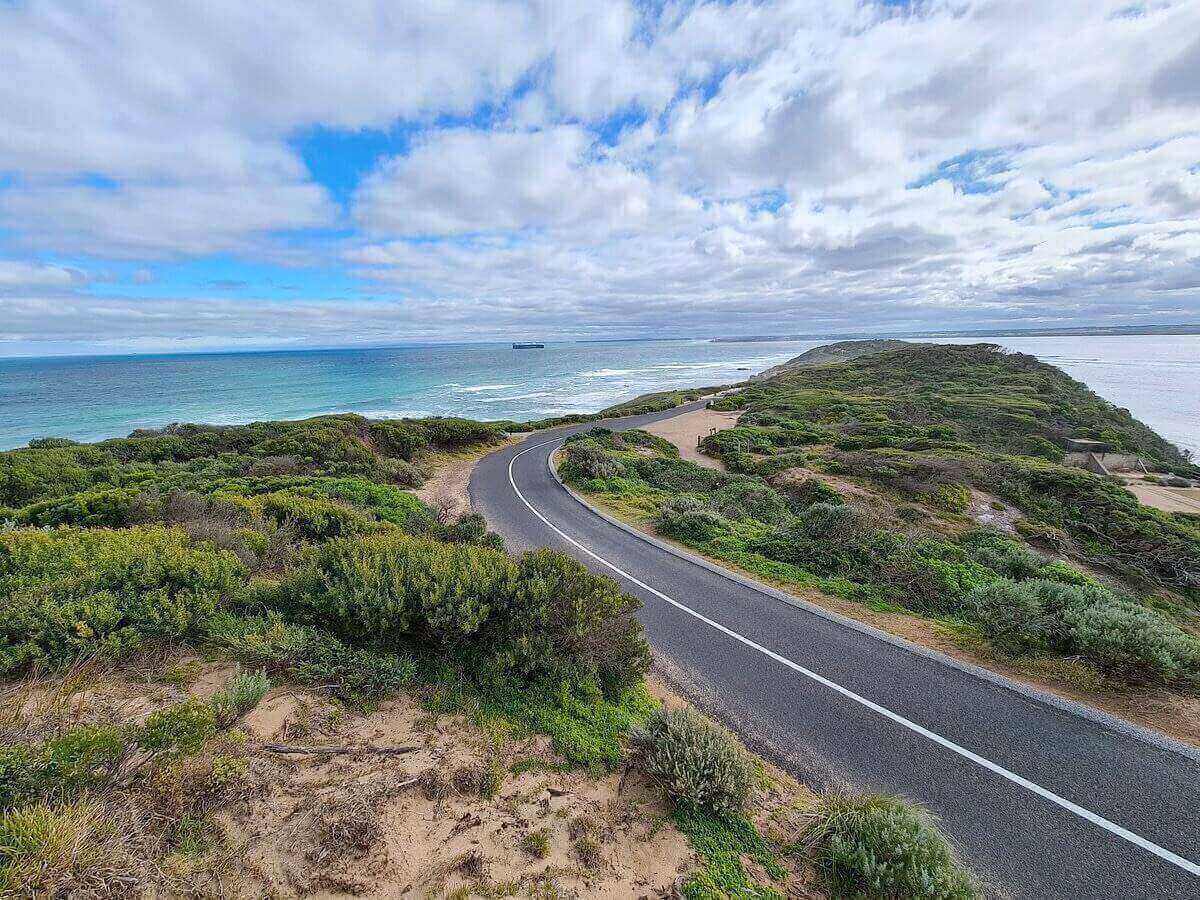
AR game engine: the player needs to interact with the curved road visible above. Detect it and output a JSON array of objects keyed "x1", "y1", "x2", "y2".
[{"x1": 470, "y1": 401, "x2": 1200, "y2": 898}]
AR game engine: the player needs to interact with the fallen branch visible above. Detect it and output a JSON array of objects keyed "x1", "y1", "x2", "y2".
[{"x1": 258, "y1": 743, "x2": 420, "y2": 756}]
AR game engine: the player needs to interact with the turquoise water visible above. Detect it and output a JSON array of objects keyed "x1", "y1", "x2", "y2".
[{"x1": 2, "y1": 335, "x2": 1197, "y2": 456}]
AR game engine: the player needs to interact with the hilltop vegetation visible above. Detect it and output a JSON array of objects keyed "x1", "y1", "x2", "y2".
[
  {"x1": 560, "y1": 344, "x2": 1200, "y2": 701},
  {"x1": 0, "y1": 412, "x2": 664, "y2": 895},
  {"x1": 0, "y1": 405, "x2": 977, "y2": 898}
]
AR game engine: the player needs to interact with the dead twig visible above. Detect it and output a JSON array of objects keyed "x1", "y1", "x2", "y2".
[{"x1": 257, "y1": 743, "x2": 420, "y2": 756}]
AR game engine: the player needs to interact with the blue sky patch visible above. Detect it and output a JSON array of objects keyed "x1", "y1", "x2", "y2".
[{"x1": 908, "y1": 148, "x2": 1013, "y2": 194}]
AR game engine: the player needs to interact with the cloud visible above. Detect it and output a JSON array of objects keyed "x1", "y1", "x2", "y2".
[
  {"x1": 353, "y1": 127, "x2": 664, "y2": 237},
  {"x1": 1, "y1": 0, "x2": 1200, "y2": 353},
  {"x1": 2, "y1": 181, "x2": 335, "y2": 258},
  {"x1": 0, "y1": 260, "x2": 85, "y2": 291}
]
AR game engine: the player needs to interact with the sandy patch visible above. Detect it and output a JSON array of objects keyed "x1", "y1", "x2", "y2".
[
  {"x1": 1, "y1": 656, "x2": 701, "y2": 898},
  {"x1": 1120, "y1": 478, "x2": 1200, "y2": 515},
  {"x1": 415, "y1": 438, "x2": 519, "y2": 520},
  {"x1": 643, "y1": 407, "x2": 742, "y2": 470},
  {"x1": 221, "y1": 688, "x2": 694, "y2": 899}
]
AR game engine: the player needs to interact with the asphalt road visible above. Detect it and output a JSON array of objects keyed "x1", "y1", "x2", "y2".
[{"x1": 469, "y1": 400, "x2": 1200, "y2": 898}]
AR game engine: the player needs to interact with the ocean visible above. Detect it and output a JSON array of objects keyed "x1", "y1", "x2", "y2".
[{"x1": 1, "y1": 335, "x2": 1197, "y2": 457}]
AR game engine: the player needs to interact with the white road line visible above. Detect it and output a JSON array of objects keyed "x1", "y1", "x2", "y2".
[{"x1": 508, "y1": 438, "x2": 1200, "y2": 878}]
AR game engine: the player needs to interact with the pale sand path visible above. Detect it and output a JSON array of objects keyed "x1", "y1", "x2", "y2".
[
  {"x1": 1121, "y1": 478, "x2": 1200, "y2": 514},
  {"x1": 642, "y1": 406, "x2": 742, "y2": 470}
]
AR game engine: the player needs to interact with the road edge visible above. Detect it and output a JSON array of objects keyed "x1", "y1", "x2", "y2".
[{"x1": 545, "y1": 442, "x2": 1200, "y2": 764}]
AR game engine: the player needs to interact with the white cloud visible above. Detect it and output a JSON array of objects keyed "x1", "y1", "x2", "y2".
[
  {"x1": 354, "y1": 127, "x2": 669, "y2": 237},
  {"x1": 1, "y1": 0, "x2": 1199, "y2": 351},
  {"x1": 0, "y1": 260, "x2": 84, "y2": 290}
]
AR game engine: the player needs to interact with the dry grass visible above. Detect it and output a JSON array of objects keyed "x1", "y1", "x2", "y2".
[{"x1": 0, "y1": 800, "x2": 141, "y2": 899}]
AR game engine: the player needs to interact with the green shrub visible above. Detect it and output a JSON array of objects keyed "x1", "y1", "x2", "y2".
[
  {"x1": 308, "y1": 477, "x2": 435, "y2": 531},
  {"x1": 711, "y1": 480, "x2": 792, "y2": 525},
  {"x1": 274, "y1": 535, "x2": 648, "y2": 696},
  {"x1": 486, "y1": 680, "x2": 656, "y2": 770},
  {"x1": 274, "y1": 532, "x2": 517, "y2": 648},
  {"x1": 0, "y1": 527, "x2": 244, "y2": 675},
  {"x1": 960, "y1": 579, "x2": 1051, "y2": 655},
  {"x1": 633, "y1": 707, "x2": 756, "y2": 817},
  {"x1": 1033, "y1": 560, "x2": 1097, "y2": 586},
  {"x1": 257, "y1": 490, "x2": 374, "y2": 540},
  {"x1": 136, "y1": 699, "x2": 217, "y2": 757},
  {"x1": 960, "y1": 530, "x2": 1043, "y2": 580},
  {"x1": 203, "y1": 611, "x2": 416, "y2": 702},
  {"x1": 872, "y1": 536, "x2": 996, "y2": 614},
  {"x1": 14, "y1": 488, "x2": 139, "y2": 528},
  {"x1": 750, "y1": 503, "x2": 875, "y2": 577},
  {"x1": 1059, "y1": 594, "x2": 1200, "y2": 683},
  {"x1": 522, "y1": 828, "x2": 551, "y2": 858},
  {"x1": 0, "y1": 726, "x2": 127, "y2": 810},
  {"x1": 430, "y1": 512, "x2": 505, "y2": 550},
  {"x1": 657, "y1": 496, "x2": 730, "y2": 543},
  {"x1": 208, "y1": 670, "x2": 272, "y2": 727},
  {"x1": 674, "y1": 806, "x2": 785, "y2": 899},
  {"x1": 559, "y1": 442, "x2": 628, "y2": 481},
  {"x1": 498, "y1": 549, "x2": 650, "y2": 695},
  {"x1": 368, "y1": 422, "x2": 429, "y2": 460},
  {"x1": 785, "y1": 478, "x2": 843, "y2": 509},
  {"x1": 799, "y1": 791, "x2": 981, "y2": 899},
  {"x1": 964, "y1": 579, "x2": 1200, "y2": 682}
]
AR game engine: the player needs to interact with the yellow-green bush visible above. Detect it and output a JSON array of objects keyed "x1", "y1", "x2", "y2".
[
  {"x1": 0, "y1": 527, "x2": 244, "y2": 675},
  {"x1": 270, "y1": 534, "x2": 648, "y2": 695},
  {"x1": 0, "y1": 726, "x2": 126, "y2": 811},
  {"x1": 799, "y1": 791, "x2": 981, "y2": 899},
  {"x1": 633, "y1": 706, "x2": 756, "y2": 817},
  {"x1": 964, "y1": 579, "x2": 1200, "y2": 682}
]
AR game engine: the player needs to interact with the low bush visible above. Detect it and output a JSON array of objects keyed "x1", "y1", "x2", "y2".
[
  {"x1": 960, "y1": 530, "x2": 1044, "y2": 580},
  {"x1": 559, "y1": 442, "x2": 628, "y2": 481},
  {"x1": 307, "y1": 477, "x2": 434, "y2": 531},
  {"x1": 632, "y1": 707, "x2": 756, "y2": 817},
  {"x1": 208, "y1": 670, "x2": 272, "y2": 727},
  {"x1": 711, "y1": 480, "x2": 792, "y2": 525},
  {"x1": 485, "y1": 680, "x2": 657, "y2": 771},
  {"x1": 0, "y1": 526, "x2": 244, "y2": 675},
  {"x1": 0, "y1": 725, "x2": 127, "y2": 811},
  {"x1": 783, "y1": 477, "x2": 843, "y2": 509},
  {"x1": 273, "y1": 531, "x2": 517, "y2": 648},
  {"x1": 959, "y1": 579, "x2": 1050, "y2": 655},
  {"x1": 13, "y1": 488, "x2": 139, "y2": 528},
  {"x1": 798, "y1": 790, "x2": 981, "y2": 899},
  {"x1": 428, "y1": 512, "x2": 505, "y2": 550},
  {"x1": 272, "y1": 535, "x2": 648, "y2": 696},
  {"x1": 254, "y1": 491, "x2": 375, "y2": 540},
  {"x1": 203, "y1": 611, "x2": 416, "y2": 702},
  {"x1": 963, "y1": 579, "x2": 1200, "y2": 682},
  {"x1": 750, "y1": 503, "x2": 875, "y2": 577},
  {"x1": 674, "y1": 806, "x2": 786, "y2": 899},
  {"x1": 136, "y1": 700, "x2": 218, "y2": 757},
  {"x1": 657, "y1": 496, "x2": 730, "y2": 543}
]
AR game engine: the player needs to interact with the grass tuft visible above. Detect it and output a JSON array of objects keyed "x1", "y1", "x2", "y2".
[{"x1": 797, "y1": 789, "x2": 981, "y2": 899}]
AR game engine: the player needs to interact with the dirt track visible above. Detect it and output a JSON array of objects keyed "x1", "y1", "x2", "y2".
[{"x1": 642, "y1": 406, "x2": 741, "y2": 469}]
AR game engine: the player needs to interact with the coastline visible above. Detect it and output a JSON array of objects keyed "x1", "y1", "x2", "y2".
[{"x1": 4, "y1": 334, "x2": 1199, "y2": 457}]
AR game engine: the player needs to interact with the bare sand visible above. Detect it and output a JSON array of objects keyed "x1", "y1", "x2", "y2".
[
  {"x1": 1120, "y1": 476, "x2": 1200, "y2": 514},
  {"x1": 642, "y1": 407, "x2": 742, "y2": 470},
  {"x1": 414, "y1": 437, "x2": 523, "y2": 519}
]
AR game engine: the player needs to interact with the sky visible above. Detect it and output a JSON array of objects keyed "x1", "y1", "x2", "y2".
[{"x1": 1, "y1": 0, "x2": 1198, "y2": 356}]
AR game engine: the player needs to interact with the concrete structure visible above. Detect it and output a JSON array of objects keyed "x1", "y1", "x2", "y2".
[{"x1": 1063, "y1": 448, "x2": 1148, "y2": 476}]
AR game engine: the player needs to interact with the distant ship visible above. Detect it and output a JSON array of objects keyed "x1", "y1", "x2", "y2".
[{"x1": 512, "y1": 342, "x2": 545, "y2": 349}]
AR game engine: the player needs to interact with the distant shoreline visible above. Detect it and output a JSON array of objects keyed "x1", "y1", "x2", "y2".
[{"x1": 712, "y1": 323, "x2": 1200, "y2": 342}]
